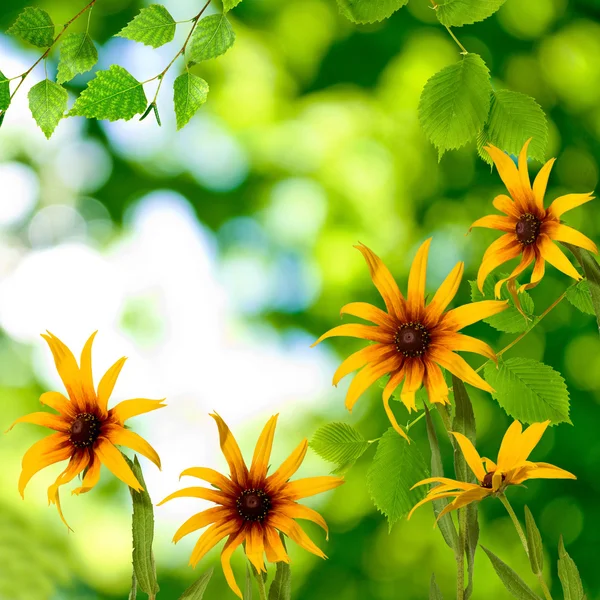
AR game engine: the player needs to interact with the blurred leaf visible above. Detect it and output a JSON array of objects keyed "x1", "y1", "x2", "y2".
[
  {"x1": 482, "y1": 546, "x2": 541, "y2": 600},
  {"x1": 478, "y1": 90, "x2": 547, "y2": 165},
  {"x1": 243, "y1": 564, "x2": 253, "y2": 600},
  {"x1": 436, "y1": 0, "x2": 507, "y2": 27},
  {"x1": 7, "y1": 7, "x2": 54, "y2": 47},
  {"x1": 28, "y1": 79, "x2": 67, "y2": 139},
  {"x1": 174, "y1": 73, "x2": 209, "y2": 130},
  {"x1": 223, "y1": 0, "x2": 243, "y2": 11},
  {"x1": 188, "y1": 15, "x2": 235, "y2": 64},
  {"x1": 310, "y1": 422, "x2": 370, "y2": 474},
  {"x1": 469, "y1": 275, "x2": 534, "y2": 333},
  {"x1": 0, "y1": 71, "x2": 11, "y2": 111},
  {"x1": 430, "y1": 574, "x2": 444, "y2": 600},
  {"x1": 179, "y1": 568, "x2": 214, "y2": 599},
  {"x1": 336, "y1": 0, "x2": 409, "y2": 24},
  {"x1": 70, "y1": 65, "x2": 147, "y2": 121},
  {"x1": 524, "y1": 506, "x2": 543, "y2": 575},
  {"x1": 558, "y1": 536, "x2": 585, "y2": 600},
  {"x1": 268, "y1": 559, "x2": 291, "y2": 600},
  {"x1": 419, "y1": 53, "x2": 491, "y2": 159},
  {"x1": 563, "y1": 245, "x2": 600, "y2": 333},
  {"x1": 566, "y1": 280, "x2": 595, "y2": 316},
  {"x1": 484, "y1": 357, "x2": 571, "y2": 425},
  {"x1": 57, "y1": 32, "x2": 98, "y2": 84},
  {"x1": 116, "y1": 5, "x2": 176, "y2": 48},
  {"x1": 367, "y1": 427, "x2": 428, "y2": 530}
]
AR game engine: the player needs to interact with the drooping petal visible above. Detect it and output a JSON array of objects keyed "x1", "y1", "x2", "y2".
[
  {"x1": 477, "y1": 234, "x2": 522, "y2": 293},
  {"x1": 496, "y1": 421, "x2": 523, "y2": 471},
  {"x1": 537, "y1": 234, "x2": 582, "y2": 280},
  {"x1": 103, "y1": 427, "x2": 161, "y2": 469},
  {"x1": 210, "y1": 413, "x2": 249, "y2": 488},
  {"x1": 110, "y1": 398, "x2": 166, "y2": 424},
  {"x1": 179, "y1": 467, "x2": 237, "y2": 495},
  {"x1": 79, "y1": 331, "x2": 97, "y2": 407},
  {"x1": 411, "y1": 476, "x2": 478, "y2": 491},
  {"x1": 383, "y1": 391, "x2": 410, "y2": 442},
  {"x1": 450, "y1": 432, "x2": 486, "y2": 482},
  {"x1": 436, "y1": 487, "x2": 490, "y2": 520},
  {"x1": 400, "y1": 359, "x2": 424, "y2": 412},
  {"x1": 275, "y1": 503, "x2": 329, "y2": 538},
  {"x1": 282, "y1": 476, "x2": 344, "y2": 501},
  {"x1": 423, "y1": 360, "x2": 449, "y2": 405},
  {"x1": 246, "y1": 525, "x2": 266, "y2": 573},
  {"x1": 39, "y1": 391, "x2": 74, "y2": 417},
  {"x1": 312, "y1": 324, "x2": 393, "y2": 347},
  {"x1": 425, "y1": 262, "x2": 464, "y2": 325},
  {"x1": 493, "y1": 194, "x2": 520, "y2": 218},
  {"x1": 172, "y1": 507, "x2": 230, "y2": 543},
  {"x1": 443, "y1": 300, "x2": 508, "y2": 331},
  {"x1": 269, "y1": 514, "x2": 326, "y2": 558},
  {"x1": 333, "y1": 344, "x2": 396, "y2": 386},
  {"x1": 190, "y1": 520, "x2": 239, "y2": 567},
  {"x1": 542, "y1": 222, "x2": 598, "y2": 254},
  {"x1": 72, "y1": 452, "x2": 101, "y2": 495},
  {"x1": 382, "y1": 367, "x2": 406, "y2": 404},
  {"x1": 469, "y1": 215, "x2": 516, "y2": 233},
  {"x1": 512, "y1": 421, "x2": 550, "y2": 464},
  {"x1": 345, "y1": 355, "x2": 400, "y2": 411},
  {"x1": 157, "y1": 486, "x2": 228, "y2": 506},
  {"x1": 220, "y1": 529, "x2": 247, "y2": 599},
  {"x1": 407, "y1": 491, "x2": 462, "y2": 520},
  {"x1": 484, "y1": 144, "x2": 523, "y2": 202},
  {"x1": 547, "y1": 192, "x2": 594, "y2": 219},
  {"x1": 340, "y1": 302, "x2": 396, "y2": 328},
  {"x1": 434, "y1": 332, "x2": 496, "y2": 362},
  {"x1": 266, "y1": 439, "x2": 308, "y2": 492},
  {"x1": 94, "y1": 438, "x2": 142, "y2": 491},
  {"x1": 96, "y1": 356, "x2": 127, "y2": 414},
  {"x1": 7, "y1": 411, "x2": 70, "y2": 433},
  {"x1": 406, "y1": 238, "x2": 431, "y2": 319},
  {"x1": 532, "y1": 158, "x2": 555, "y2": 213},
  {"x1": 249, "y1": 415, "x2": 278, "y2": 487},
  {"x1": 524, "y1": 254, "x2": 545, "y2": 291},
  {"x1": 264, "y1": 525, "x2": 290, "y2": 563},
  {"x1": 429, "y1": 348, "x2": 493, "y2": 393},
  {"x1": 493, "y1": 246, "x2": 535, "y2": 297}
]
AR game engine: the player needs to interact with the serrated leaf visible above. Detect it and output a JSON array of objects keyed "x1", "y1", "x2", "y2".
[
  {"x1": 436, "y1": 0, "x2": 507, "y2": 27},
  {"x1": 70, "y1": 64, "x2": 147, "y2": 121},
  {"x1": 336, "y1": 0, "x2": 409, "y2": 23},
  {"x1": 28, "y1": 79, "x2": 67, "y2": 139},
  {"x1": 563, "y1": 245, "x2": 600, "y2": 334},
  {"x1": 484, "y1": 357, "x2": 571, "y2": 425},
  {"x1": 482, "y1": 546, "x2": 541, "y2": 600},
  {"x1": 469, "y1": 275, "x2": 534, "y2": 334},
  {"x1": 524, "y1": 506, "x2": 543, "y2": 575},
  {"x1": 179, "y1": 568, "x2": 214, "y2": 600},
  {"x1": 0, "y1": 71, "x2": 10, "y2": 111},
  {"x1": 558, "y1": 536, "x2": 585, "y2": 600},
  {"x1": 419, "y1": 53, "x2": 492, "y2": 159},
  {"x1": 566, "y1": 280, "x2": 595, "y2": 316},
  {"x1": 367, "y1": 428, "x2": 429, "y2": 530},
  {"x1": 430, "y1": 574, "x2": 444, "y2": 600},
  {"x1": 310, "y1": 422, "x2": 370, "y2": 474},
  {"x1": 117, "y1": 5, "x2": 176, "y2": 48},
  {"x1": 188, "y1": 14, "x2": 235, "y2": 64},
  {"x1": 223, "y1": 0, "x2": 243, "y2": 11},
  {"x1": 173, "y1": 73, "x2": 209, "y2": 130},
  {"x1": 125, "y1": 455, "x2": 159, "y2": 597},
  {"x1": 7, "y1": 7, "x2": 54, "y2": 48},
  {"x1": 243, "y1": 564, "x2": 253, "y2": 600},
  {"x1": 268, "y1": 559, "x2": 291, "y2": 600},
  {"x1": 478, "y1": 90, "x2": 548, "y2": 165},
  {"x1": 57, "y1": 33, "x2": 98, "y2": 84}
]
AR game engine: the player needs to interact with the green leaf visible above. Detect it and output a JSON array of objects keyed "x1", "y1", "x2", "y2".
[
  {"x1": 558, "y1": 536, "x2": 585, "y2": 600},
  {"x1": 0, "y1": 71, "x2": 10, "y2": 111},
  {"x1": 173, "y1": 73, "x2": 209, "y2": 130},
  {"x1": 419, "y1": 54, "x2": 492, "y2": 159},
  {"x1": 478, "y1": 90, "x2": 548, "y2": 165},
  {"x1": 179, "y1": 568, "x2": 214, "y2": 600},
  {"x1": 28, "y1": 79, "x2": 67, "y2": 139},
  {"x1": 469, "y1": 276, "x2": 534, "y2": 333},
  {"x1": 482, "y1": 546, "x2": 541, "y2": 600},
  {"x1": 188, "y1": 14, "x2": 236, "y2": 64},
  {"x1": 336, "y1": 0, "x2": 409, "y2": 24},
  {"x1": 367, "y1": 427, "x2": 429, "y2": 530},
  {"x1": 484, "y1": 357, "x2": 571, "y2": 425},
  {"x1": 129, "y1": 569, "x2": 137, "y2": 600},
  {"x1": 566, "y1": 280, "x2": 595, "y2": 316},
  {"x1": 7, "y1": 7, "x2": 55, "y2": 48},
  {"x1": 430, "y1": 574, "x2": 444, "y2": 600},
  {"x1": 268, "y1": 559, "x2": 291, "y2": 600},
  {"x1": 524, "y1": 506, "x2": 543, "y2": 575},
  {"x1": 424, "y1": 406, "x2": 458, "y2": 552},
  {"x1": 116, "y1": 5, "x2": 176, "y2": 48},
  {"x1": 126, "y1": 455, "x2": 159, "y2": 597},
  {"x1": 243, "y1": 564, "x2": 253, "y2": 600},
  {"x1": 57, "y1": 33, "x2": 98, "y2": 84},
  {"x1": 70, "y1": 65, "x2": 147, "y2": 121},
  {"x1": 310, "y1": 422, "x2": 370, "y2": 475},
  {"x1": 436, "y1": 0, "x2": 507, "y2": 27},
  {"x1": 223, "y1": 0, "x2": 243, "y2": 11}
]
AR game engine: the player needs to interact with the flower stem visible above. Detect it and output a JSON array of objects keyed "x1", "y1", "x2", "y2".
[
  {"x1": 456, "y1": 508, "x2": 466, "y2": 600},
  {"x1": 254, "y1": 567, "x2": 267, "y2": 600},
  {"x1": 498, "y1": 494, "x2": 553, "y2": 600}
]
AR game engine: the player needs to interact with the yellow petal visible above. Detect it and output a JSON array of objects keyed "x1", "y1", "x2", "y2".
[
  {"x1": 7, "y1": 411, "x2": 70, "y2": 433},
  {"x1": 543, "y1": 222, "x2": 598, "y2": 254},
  {"x1": 333, "y1": 344, "x2": 395, "y2": 386},
  {"x1": 435, "y1": 332, "x2": 497, "y2": 362},
  {"x1": 173, "y1": 507, "x2": 230, "y2": 543},
  {"x1": 264, "y1": 525, "x2": 290, "y2": 563},
  {"x1": 312, "y1": 323, "x2": 393, "y2": 347},
  {"x1": 532, "y1": 157, "x2": 555, "y2": 213},
  {"x1": 345, "y1": 356, "x2": 400, "y2": 411},
  {"x1": 547, "y1": 192, "x2": 594, "y2": 219},
  {"x1": 79, "y1": 331, "x2": 97, "y2": 407},
  {"x1": 249, "y1": 415, "x2": 278, "y2": 487},
  {"x1": 400, "y1": 359, "x2": 424, "y2": 412},
  {"x1": 423, "y1": 360, "x2": 449, "y2": 405},
  {"x1": 340, "y1": 302, "x2": 396, "y2": 328},
  {"x1": 110, "y1": 398, "x2": 166, "y2": 424},
  {"x1": 269, "y1": 513, "x2": 326, "y2": 559},
  {"x1": 482, "y1": 457, "x2": 497, "y2": 472},
  {"x1": 39, "y1": 391, "x2": 74, "y2": 417},
  {"x1": 383, "y1": 391, "x2": 410, "y2": 442},
  {"x1": 537, "y1": 234, "x2": 582, "y2": 281},
  {"x1": 496, "y1": 421, "x2": 523, "y2": 471},
  {"x1": 283, "y1": 476, "x2": 344, "y2": 501},
  {"x1": 190, "y1": 520, "x2": 238, "y2": 567},
  {"x1": 484, "y1": 144, "x2": 523, "y2": 201},
  {"x1": 493, "y1": 194, "x2": 520, "y2": 218},
  {"x1": 157, "y1": 486, "x2": 228, "y2": 506},
  {"x1": 510, "y1": 462, "x2": 576, "y2": 484},
  {"x1": 266, "y1": 439, "x2": 308, "y2": 493},
  {"x1": 220, "y1": 529, "x2": 246, "y2": 599},
  {"x1": 407, "y1": 238, "x2": 431, "y2": 318},
  {"x1": 104, "y1": 426, "x2": 161, "y2": 469},
  {"x1": 411, "y1": 476, "x2": 477, "y2": 491},
  {"x1": 443, "y1": 300, "x2": 508, "y2": 330},
  {"x1": 429, "y1": 348, "x2": 493, "y2": 393},
  {"x1": 436, "y1": 487, "x2": 490, "y2": 521},
  {"x1": 426, "y1": 262, "x2": 464, "y2": 325},
  {"x1": 97, "y1": 356, "x2": 127, "y2": 414},
  {"x1": 210, "y1": 413, "x2": 249, "y2": 488},
  {"x1": 180, "y1": 466, "x2": 237, "y2": 495},
  {"x1": 517, "y1": 138, "x2": 532, "y2": 194},
  {"x1": 94, "y1": 438, "x2": 142, "y2": 491},
  {"x1": 477, "y1": 234, "x2": 522, "y2": 293},
  {"x1": 72, "y1": 452, "x2": 101, "y2": 495},
  {"x1": 493, "y1": 246, "x2": 535, "y2": 298},
  {"x1": 407, "y1": 491, "x2": 461, "y2": 520},
  {"x1": 513, "y1": 421, "x2": 550, "y2": 464},
  {"x1": 450, "y1": 432, "x2": 486, "y2": 482},
  {"x1": 469, "y1": 215, "x2": 516, "y2": 233},
  {"x1": 276, "y1": 502, "x2": 329, "y2": 538},
  {"x1": 382, "y1": 367, "x2": 406, "y2": 403},
  {"x1": 245, "y1": 525, "x2": 266, "y2": 573}
]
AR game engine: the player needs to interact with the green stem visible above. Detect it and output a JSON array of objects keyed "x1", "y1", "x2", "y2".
[
  {"x1": 254, "y1": 568, "x2": 267, "y2": 600},
  {"x1": 456, "y1": 509, "x2": 466, "y2": 600},
  {"x1": 498, "y1": 494, "x2": 553, "y2": 600},
  {"x1": 444, "y1": 25, "x2": 468, "y2": 54}
]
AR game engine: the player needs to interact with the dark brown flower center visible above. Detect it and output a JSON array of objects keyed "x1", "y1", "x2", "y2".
[
  {"x1": 236, "y1": 489, "x2": 271, "y2": 522},
  {"x1": 481, "y1": 470, "x2": 505, "y2": 489},
  {"x1": 515, "y1": 213, "x2": 541, "y2": 245},
  {"x1": 70, "y1": 413, "x2": 100, "y2": 448},
  {"x1": 394, "y1": 322, "x2": 430, "y2": 357}
]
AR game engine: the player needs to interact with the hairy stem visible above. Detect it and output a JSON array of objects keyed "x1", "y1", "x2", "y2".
[
  {"x1": 457, "y1": 508, "x2": 466, "y2": 600},
  {"x1": 254, "y1": 568, "x2": 267, "y2": 600}
]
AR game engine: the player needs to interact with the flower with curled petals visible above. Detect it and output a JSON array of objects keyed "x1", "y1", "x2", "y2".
[
  {"x1": 408, "y1": 420, "x2": 576, "y2": 521},
  {"x1": 312, "y1": 240, "x2": 508, "y2": 441},
  {"x1": 159, "y1": 413, "x2": 343, "y2": 598},
  {"x1": 472, "y1": 139, "x2": 597, "y2": 297},
  {"x1": 7, "y1": 331, "x2": 165, "y2": 529}
]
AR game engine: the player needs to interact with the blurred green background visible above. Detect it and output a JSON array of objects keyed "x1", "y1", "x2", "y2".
[{"x1": 1, "y1": 0, "x2": 600, "y2": 598}]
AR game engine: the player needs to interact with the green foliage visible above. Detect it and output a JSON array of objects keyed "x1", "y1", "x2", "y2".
[
  {"x1": 419, "y1": 54, "x2": 492, "y2": 159},
  {"x1": 268, "y1": 559, "x2": 291, "y2": 600},
  {"x1": 174, "y1": 73, "x2": 209, "y2": 130},
  {"x1": 566, "y1": 280, "x2": 595, "y2": 316},
  {"x1": 481, "y1": 546, "x2": 541, "y2": 600},
  {"x1": 310, "y1": 422, "x2": 370, "y2": 475},
  {"x1": 478, "y1": 90, "x2": 548, "y2": 165},
  {"x1": 558, "y1": 536, "x2": 585, "y2": 600},
  {"x1": 179, "y1": 568, "x2": 214, "y2": 599},
  {"x1": 336, "y1": 0, "x2": 409, "y2": 24},
  {"x1": 564, "y1": 244, "x2": 600, "y2": 333},
  {"x1": 223, "y1": 0, "x2": 244, "y2": 11},
  {"x1": 430, "y1": 574, "x2": 444, "y2": 600},
  {"x1": 70, "y1": 65, "x2": 147, "y2": 121},
  {"x1": 367, "y1": 427, "x2": 429, "y2": 530},
  {"x1": 7, "y1": 7, "x2": 55, "y2": 48},
  {"x1": 27, "y1": 79, "x2": 67, "y2": 139},
  {"x1": 524, "y1": 506, "x2": 543, "y2": 575},
  {"x1": 129, "y1": 570, "x2": 137, "y2": 600},
  {"x1": 57, "y1": 32, "x2": 98, "y2": 84},
  {"x1": 117, "y1": 5, "x2": 176, "y2": 48},
  {"x1": 0, "y1": 71, "x2": 10, "y2": 111},
  {"x1": 188, "y1": 15, "x2": 236, "y2": 64},
  {"x1": 484, "y1": 357, "x2": 571, "y2": 425},
  {"x1": 436, "y1": 0, "x2": 507, "y2": 27},
  {"x1": 469, "y1": 276, "x2": 534, "y2": 334}
]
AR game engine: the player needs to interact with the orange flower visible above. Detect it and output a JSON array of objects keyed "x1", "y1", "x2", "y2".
[
  {"x1": 472, "y1": 139, "x2": 597, "y2": 297},
  {"x1": 8, "y1": 332, "x2": 165, "y2": 529},
  {"x1": 159, "y1": 414, "x2": 343, "y2": 598},
  {"x1": 313, "y1": 240, "x2": 507, "y2": 441}
]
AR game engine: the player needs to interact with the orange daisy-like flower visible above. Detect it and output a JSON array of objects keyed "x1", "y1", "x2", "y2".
[
  {"x1": 159, "y1": 414, "x2": 343, "y2": 598},
  {"x1": 312, "y1": 240, "x2": 507, "y2": 440},
  {"x1": 8, "y1": 331, "x2": 165, "y2": 529},
  {"x1": 408, "y1": 420, "x2": 576, "y2": 521},
  {"x1": 472, "y1": 139, "x2": 597, "y2": 297}
]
